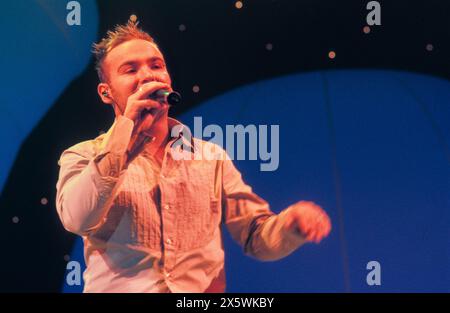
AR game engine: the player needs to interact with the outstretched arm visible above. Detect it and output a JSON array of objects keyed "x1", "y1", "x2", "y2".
[{"x1": 222, "y1": 157, "x2": 331, "y2": 261}]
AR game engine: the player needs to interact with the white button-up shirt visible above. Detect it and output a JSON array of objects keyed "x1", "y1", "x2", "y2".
[{"x1": 56, "y1": 116, "x2": 305, "y2": 292}]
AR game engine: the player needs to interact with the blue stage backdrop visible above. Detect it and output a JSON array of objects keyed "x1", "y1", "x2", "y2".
[
  {"x1": 0, "y1": 0, "x2": 98, "y2": 191},
  {"x1": 63, "y1": 69, "x2": 449, "y2": 292}
]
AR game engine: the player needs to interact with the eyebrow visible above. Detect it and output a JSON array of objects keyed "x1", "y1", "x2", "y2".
[{"x1": 117, "y1": 57, "x2": 165, "y2": 72}]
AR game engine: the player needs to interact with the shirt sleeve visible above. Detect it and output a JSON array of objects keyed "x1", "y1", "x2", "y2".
[
  {"x1": 55, "y1": 116, "x2": 134, "y2": 236},
  {"x1": 221, "y1": 157, "x2": 306, "y2": 261}
]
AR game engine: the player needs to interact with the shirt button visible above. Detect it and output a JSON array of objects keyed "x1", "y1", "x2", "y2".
[
  {"x1": 164, "y1": 204, "x2": 170, "y2": 211},
  {"x1": 166, "y1": 238, "x2": 172, "y2": 245},
  {"x1": 165, "y1": 272, "x2": 171, "y2": 279},
  {"x1": 161, "y1": 174, "x2": 166, "y2": 179}
]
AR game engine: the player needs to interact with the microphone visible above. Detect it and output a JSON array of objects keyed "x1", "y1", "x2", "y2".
[{"x1": 152, "y1": 89, "x2": 182, "y2": 106}]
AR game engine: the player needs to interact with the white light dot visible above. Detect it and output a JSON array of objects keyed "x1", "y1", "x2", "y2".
[
  {"x1": 178, "y1": 24, "x2": 186, "y2": 32},
  {"x1": 328, "y1": 51, "x2": 336, "y2": 59},
  {"x1": 64, "y1": 254, "x2": 71, "y2": 262},
  {"x1": 192, "y1": 85, "x2": 200, "y2": 93},
  {"x1": 426, "y1": 44, "x2": 434, "y2": 51},
  {"x1": 265, "y1": 43, "x2": 273, "y2": 51},
  {"x1": 12, "y1": 216, "x2": 19, "y2": 224},
  {"x1": 363, "y1": 26, "x2": 371, "y2": 34},
  {"x1": 41, "y1": 197, "x2": 48, "y2": 205}
]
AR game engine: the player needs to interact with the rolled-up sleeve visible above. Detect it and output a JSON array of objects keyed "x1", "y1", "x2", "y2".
[
  {"x1": 222, "y1": 157, "x2": 306, "y2": 261},
  {"x1": 55, "y1": 116, "x2": 134, "y2": 236}
]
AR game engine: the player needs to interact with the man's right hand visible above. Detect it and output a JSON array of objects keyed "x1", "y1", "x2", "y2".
[
  {"x1": 123, "y1": 81, "x2": 172, "y2": 123},
  {"x1": 123, "y1": 81, "x2": 172, "y2": 162}
]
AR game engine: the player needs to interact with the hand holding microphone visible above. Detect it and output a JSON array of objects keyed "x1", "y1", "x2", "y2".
[
  {"x1": 123, "y1": 82, "x2": 181, "y2": 123},
  {"x1": 122, "y1": 81, "x2": 182, "y2": 163}
]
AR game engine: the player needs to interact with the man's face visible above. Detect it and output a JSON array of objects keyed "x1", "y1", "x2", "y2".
[{"x1": 100, "y1": 39, "x2": 172, "y2": 131}]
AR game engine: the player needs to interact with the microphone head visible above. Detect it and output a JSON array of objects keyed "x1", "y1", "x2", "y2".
[
  {"x1": 166, "y1": 91, "x2": 182, "y2": 106},
  {"x1": 154, "y1": 89, "x2": 182, "y2": 106}
]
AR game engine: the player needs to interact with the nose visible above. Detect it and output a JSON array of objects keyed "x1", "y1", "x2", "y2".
[{"x1": 139, "y1": 66, "x2": 156, "y2": 84}]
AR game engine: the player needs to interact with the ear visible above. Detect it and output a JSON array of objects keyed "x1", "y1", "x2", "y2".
[{"x1": 97, "y1": 83, "x2": 113, "y2": 105}]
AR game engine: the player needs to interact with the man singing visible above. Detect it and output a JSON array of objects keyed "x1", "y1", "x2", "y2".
[{"x1": 56, "y1": 18, "x2": 331, "y2": 293}]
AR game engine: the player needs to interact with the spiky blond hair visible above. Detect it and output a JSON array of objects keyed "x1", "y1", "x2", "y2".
[{"x1": 92, "y1": 17, "x2": 157, "y2": 82}]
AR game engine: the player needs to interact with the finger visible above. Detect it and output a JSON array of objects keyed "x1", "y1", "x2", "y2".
[
  {"x1": 312, "y1": 234, "x2": 321, "y2": 244},
  {"x1": 130, "y1": 100, "x2": 165, "y2": 126},
  {"x1": 317, "y1": 220, "x2": 331, "y2": 241},
  {"x1": 297, "y1": 217, "x2": 312, "y2": 237},
  {"x1": 318, "y1": 214, "x2": 331, "y2": 234},
  {"x1": 304, "y1": 215, "x2": 321, "y2": 229},
  {"x1": 315, "y1": 221, "x2": 328, "y2": 241},
  {"x1": 305, "y1": 218, "x2": 322, "y2": 242},
  {"x1": 306, "y1": 229, "x2": 317, "y2": 242},
  {"x1": 301, "y1": 201, "x2": 321, "y2": 211},
  {"x1": 314, "y1": 226, "x2": 326, "y2": 243},
  {"x1": 126, "y1": 98, "x2": 163, "y2": 122},
  {"x1": 134, "y1": 98, "x2": 163, "y2": 112},
  {"x1": 311, "y1": 207, "x2": 326, "y2": 218},
  {"x1": 301, "y1": 219, "x2": 316, "y2": 240},
  {"x1": 284, "y1": 215, "x2": 294, "y2": 232},
  {"x1": 299, "y1": 227, "x2": 311, "y2": 240},
  {"x1": 135, "y1": 82, "x2": 172, "y2": 100},
  {"x1": 313, "y1": 212, "x2": 330, "y2": 228},
  {"x1": 315, "y1": 235, "x2": 325, "y2": 244},
  {"x1": 323, "y1": 219, "x2": 332, "y2": 237}
]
